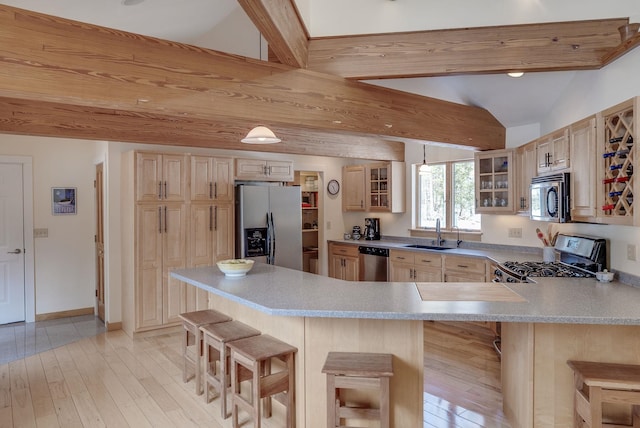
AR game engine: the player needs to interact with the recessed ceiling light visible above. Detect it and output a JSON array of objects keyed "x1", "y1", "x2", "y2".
[
  {"x1": 507, "y1": 72, "x2": 524, "y2": 78},
  {"x1": 122, "y1": 0, "x2": 145, "y2": 5}
]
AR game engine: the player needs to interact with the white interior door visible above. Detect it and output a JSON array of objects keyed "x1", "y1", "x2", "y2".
[{"x1": 0, "y1": 163, "x2": 25, "y2": 324}]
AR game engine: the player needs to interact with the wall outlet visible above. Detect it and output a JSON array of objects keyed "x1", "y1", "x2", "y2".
[
  {"x1": 34, "y1": 228, "x2": 48, "y2": 238},
  {"x1": 326, "y1": 221, "x2": 331, "y2": 230},
  {"x1": 627, "y1": 244, "x2": 637, "y2": 261},
  {"x1": 508, "y1": 228, "x2": 522, "y2": 238}
]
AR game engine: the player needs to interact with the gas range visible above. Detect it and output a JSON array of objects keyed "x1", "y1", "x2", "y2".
[{"x1": 495, "y1": 234, "x2": 606, "y2": 283}]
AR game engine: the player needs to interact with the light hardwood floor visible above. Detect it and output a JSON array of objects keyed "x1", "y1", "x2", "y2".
[{"x1": 1, "y1": 321, "x2": 508, "y2": 427}]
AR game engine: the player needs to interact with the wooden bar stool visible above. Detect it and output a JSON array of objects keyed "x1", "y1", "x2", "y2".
[
  {"x1": 567, "y1": 360, "x2": 640, "y2": 427},
  {"x1": 179, "y1": 309, "x2": 231, "y2": 395},
  {"x1": 201, "y1": 320, "x2": 261, "y2": 418},
  {"x1": 228, "y1": 334, "x2": 297, "y2": 428},
  {"x1": 322, "y1": 352, "x2": 394, "y2": 428}
]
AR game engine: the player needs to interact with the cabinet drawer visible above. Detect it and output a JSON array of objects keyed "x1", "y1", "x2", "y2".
[
  {"x1": 389, "y1": 249, "x2": 415, "y2": 264},
  {"x1": 414, "y1": 252, "x2": 442, "y2": 268},
  {"x1": 444, "y1": 255, "x2": 486, "y2": 274},
  {"x1": 330, "y1": 243, "x2": 359, "y2": 258}
]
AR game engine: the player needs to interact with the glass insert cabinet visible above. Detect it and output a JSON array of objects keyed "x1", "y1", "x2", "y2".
[{"x1": 475, "y1": 149, "x2": 515, "y2": 213}]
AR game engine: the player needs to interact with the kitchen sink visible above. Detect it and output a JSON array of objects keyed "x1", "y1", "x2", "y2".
[{"x1": 402, "y1": 244, "x2": 452, "y2": 251}]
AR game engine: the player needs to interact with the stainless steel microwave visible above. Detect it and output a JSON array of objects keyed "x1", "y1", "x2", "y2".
[{"x1": 530, "y1": 172, "x2": 570, "y2": 222}]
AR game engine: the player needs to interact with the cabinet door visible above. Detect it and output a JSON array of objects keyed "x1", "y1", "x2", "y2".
[
  {"x1": 444, "y1": 272, "x2": 483, "y2": 282},
  {"x1": 367, "y1": 163, "x2": 390, "y2": 211},
  {"x1": 191, "y1": 156, "x2": 214, "y2": 201},
  {"x1": 136, "y1": 204, "x2": 163, "y2": 329},
  {"x1": 552, "y1": 131, "x2": 570, "y2": 170},
  {"x1": 213, "y1": 158, "x2": 234, "y2": 201},
  {"x1": 162, "y1": 154, "x2": 188, "y2": 201},
  {"x1": 516, "y1": 142, "x2": 537, "y2": 213},
  {"x1": 163, "y1": 203, "x2": 188, "y2": 324},
  {"x1": 343, "y1": 165, "x2": 366, "y2": 211},
  {"x1": 389, "y1": 261, "x2": 414, "y2": 281},
  {"x1": 235, "y1": 158, "x2": 267, "y2": 180},
  {"x1": 266, "y1": 160, "x2": 294, "y2": 181},
  {"x1": 136, "y1": 153, "x2": 162, "y2": 202},
  {"x1": 343, "y1": 256, "x2": 360, "y2": 281},
  {"x1": 414, "y1": 267, "x2": 443, "y2": 282},
  {"x1": 570, "y1": 117, "x2": 597, "y2": 221},
  {"x1": 189, "y1": 204, "x2": 214, "y2": 267},
  {"x1": 328, "y1": 254, "x2": 343, "y2": 279},
  {"x1": 213, "y1": 203, "x2": 234, "y2": 262},
  {"x1": 475, "y1": 150, "x2": 515, "y2": 213}
]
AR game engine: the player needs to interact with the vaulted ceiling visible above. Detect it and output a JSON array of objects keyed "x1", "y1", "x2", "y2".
[{"x1": 1, "y1": 0, "x2": 640, "y2": 157}]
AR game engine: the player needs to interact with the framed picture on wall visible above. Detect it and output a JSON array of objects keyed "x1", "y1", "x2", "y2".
[{"x1": 52, "y1": 187, "x2": 77, "y2": 215}]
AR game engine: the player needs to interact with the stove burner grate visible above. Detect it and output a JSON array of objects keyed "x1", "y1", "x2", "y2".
[{"x1": 500, "y1": 261, "x2": 595, "y2": 278}]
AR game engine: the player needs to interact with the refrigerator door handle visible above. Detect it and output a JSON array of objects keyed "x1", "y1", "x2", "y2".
[
  {"x1": 265, "y1": 213, "x2": 272, "y2": 264},
  {"x1": 270, "y1": 212, "x2": 276, "y2": 264}
]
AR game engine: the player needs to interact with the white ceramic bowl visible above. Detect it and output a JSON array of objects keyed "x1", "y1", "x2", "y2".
[
  {"x1": 595, "y1": 270, "x2": 614, "y2": 282},
  {"x1": 216, "y1": 259, "x2": 254, "y2": 277}
]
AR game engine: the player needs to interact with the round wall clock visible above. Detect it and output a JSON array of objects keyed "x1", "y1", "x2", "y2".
[{"x1": 327, "y1": 179, "x2": 340, "y2": 195}]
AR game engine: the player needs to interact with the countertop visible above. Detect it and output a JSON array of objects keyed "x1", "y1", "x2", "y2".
[{"x1": 171, "y1": 262, "x2": 640, "y2": 326}]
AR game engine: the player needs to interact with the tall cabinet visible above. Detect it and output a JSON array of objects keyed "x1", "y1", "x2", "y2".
[{"x1": 122, "y1": 151, "x2": 234, "y2": 335}]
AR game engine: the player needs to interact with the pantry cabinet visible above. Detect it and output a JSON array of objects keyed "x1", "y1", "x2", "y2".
[
  {"x1": 328, "y1": 242, "x2": 359, "y2": 281},
  {"x1": 191, "y1": 156, "x2": 233, "y2": 202},
  {"x1": 235, "y1": 158, "x2": 294, "y2": 181},
  {"x1": 389, "y1": 250, "x2": 442, "y2": 282},
  {"x1": 343, "y1": 165, "x2": 366, "y2": 211},
  {"x1": 136, "y1": 152, "x2": 188, "y2": 202},
  {"x1": 536, "y1": 128, "x2": 569, "y2": 173},
  {"x1": 569, "y1": 116, "x2": 597, "y2": 222},
  {"x1": 475, "y1": 149, "x2": 515, "y2": 213}
]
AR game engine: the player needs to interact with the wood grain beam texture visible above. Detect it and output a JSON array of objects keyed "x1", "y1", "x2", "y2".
[
  {"x1": 0, "y1": 5, "x2": 504, "y2": 158},
  {"x1": 307, "y1": 19, "x2": 636, "y2": 79}
]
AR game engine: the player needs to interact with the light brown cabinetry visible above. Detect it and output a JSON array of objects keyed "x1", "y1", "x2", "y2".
[
  {"x1": 190, "y1": 156, "x2": 233, "y2": 202},
  {"x1": 569, "y1": 116, "x2": 597, "y2": 221},
  {"x1": 123, "y1": 150, "x2": 235, "y2": 335},
  {"x1": 475, "y1": 149, "x2": 515, "y2": 213},
  {"x1": 516, "y1": 142, "x2": 537, "y2": 214},
  {"x1": 598, "y1": 97, "x2": 638, "y2": 225},
  {"x1": 343, "y1": 162, "x2": 405, "y2": 213},
  {"x1": 328, "y1": 242, "x2": 359, "y2": 281},
  {"x1": 443, "y1": 254, "x2": 488, "y2": 282},
  {"x1": 389, "y1": 250, "x2": 442, "y2": 282},
  {"x1": 235, "y1": 158, "x2": 294, "y2": 181},
  {"x1": 536, "y1": 128, "x2": 569, "y2": 173},
  {"x1": 343, "y1": 165, "x2": 366, "y2": 211}
]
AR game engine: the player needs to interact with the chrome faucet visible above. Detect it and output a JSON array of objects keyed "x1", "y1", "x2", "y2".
[
  {"x1": 435, "y1": 218, "x2": 444, "y2": 246},
  {"x1": 454, "y1": 226, "x2": 462, "y2": 248}
]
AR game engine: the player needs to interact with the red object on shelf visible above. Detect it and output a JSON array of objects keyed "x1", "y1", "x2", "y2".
[
  {"x1": 602, "y1": 204, "x2": 616, "y2": 211},
  {"x1": 615, "y1": 176, "x2": 630, "y2": 183},
  {"x1": 603, "y1": 178, "x2": 615, "y2": 184}
]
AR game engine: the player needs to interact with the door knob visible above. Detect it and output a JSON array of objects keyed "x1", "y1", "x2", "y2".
[{"x1": 8, "y1": 248, "x2": 22, "y2": 254}]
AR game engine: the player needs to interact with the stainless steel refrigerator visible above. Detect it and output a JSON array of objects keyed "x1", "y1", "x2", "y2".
[{"x1": 235, "y1": 184, "x2": 302, "y2": 270}]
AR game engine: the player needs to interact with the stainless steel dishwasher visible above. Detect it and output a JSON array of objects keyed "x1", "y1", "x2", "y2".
[{"x1": 358, "y1": 246, "x2": 389, "y2": 281}]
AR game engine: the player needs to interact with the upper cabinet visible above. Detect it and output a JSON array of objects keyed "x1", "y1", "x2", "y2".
[
  {"x1": 475, "y1": 149, "x2": 515, "y2": 213},
  {"x1": 136, "y1": 152, "x2": 188, "y2": 202},
  {"x1": 343, "y1": 162, "x2": 405, "y2": 213},
  {"x1": 235, "y1": 158, "x2": 294, "y2": 182},
  {"x1": 536, "y1": 128, "x2": 570, "y2": 173},
  {"x1": 191, "y1": 156, "x2": 233, "y2": 202},
  {"x1": 516, "y1": 142, "x2": 537, "y2": 214},
  {"x1": 569, "y1": 116, "x2": 597, "y2": 222},
  {"x1": 598, "y1": 98, "x2": 638, "y2": 226}
]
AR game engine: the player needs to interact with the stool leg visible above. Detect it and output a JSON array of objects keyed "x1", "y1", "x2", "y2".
[
  {"x1": 220, "y1": 343, "x2": 229, "y2": 418},
  {"x1": 286, "y1": 352, "x2": 296, "y2": 428},
  {"x1": 231, "y1": 353, "x2": 239, "y2": 428},
  {"x1": 182, "y1": 326, "x2": 189, "y2": 383},
  {"x1": 326, "y1": 374, "x2": 336, "y2": 428},
  {"x1": 252, "y1": 360, "x2": 261, "y2": 428},
  {"x1": 203, "y1": 338, "x2": 210, "y2": 403},
  {"x1": 589, "y1": 386, "x2": 602, "y2": 427},
  {"x1": 195, "y1": 328, "x2": 203, "y2": 395},
  {"x1": 380, "y1": 376, "x2": 390, "y2": 428},
  {"x1": 263, "y1": 359, "x2": 272, "y2": 418}
]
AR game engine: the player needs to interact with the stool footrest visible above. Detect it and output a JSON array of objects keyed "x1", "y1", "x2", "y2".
[
  {"x1": 334, "y1": 376, "x2": 382, "y2": 390},
  {"x1": 338, "y1": 406, "x2": 380, "y2": 420},
  {"x1": 261, "y1": 371, "x2": 290, "y2": 398}
]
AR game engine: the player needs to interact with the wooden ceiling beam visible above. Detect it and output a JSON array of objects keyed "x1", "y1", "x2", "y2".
[
  {"x1": 236, "y1": 0, "x2": 309, "y2": 68},
  {"x1": 306, "y1": 18, "x2": 634, "y2": 79},
  {"x1": 0, "y1": 5, "x2": 505, "y2": 156}
]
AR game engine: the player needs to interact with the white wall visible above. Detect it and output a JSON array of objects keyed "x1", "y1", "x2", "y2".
[
  {"x1": 0, "y1": 135, "x2": 97, "y2": 315},
  {"x1": 194, "y1": 6, "x2": 262, "y2": 59}
]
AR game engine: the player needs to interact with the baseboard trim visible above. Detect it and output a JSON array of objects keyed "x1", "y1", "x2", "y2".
[
  {"x1": 106, "y1": 321, "x2": 122, "y2": 332},
  {"x1": 35, "y1": 307, "x2": 94, "y2": 321}
]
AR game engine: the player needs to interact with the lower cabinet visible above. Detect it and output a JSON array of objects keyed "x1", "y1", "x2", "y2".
[
  {"x1": 328, "y1": 242, "x2": 360, "y2": 281},
  {"x1": 443, "y1": 254, "x2": 489, "y2": 282},
  {"x1": 389, "y1": 249, "x2": 442, "y2": 282}
]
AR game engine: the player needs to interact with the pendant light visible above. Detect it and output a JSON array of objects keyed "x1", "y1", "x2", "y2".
[
  {"x1": 241, "y1": 126, "x2": 281, "y2": 144},
  {"x1": 419, "y1": 145, "x2": 429, "y2": 173}
]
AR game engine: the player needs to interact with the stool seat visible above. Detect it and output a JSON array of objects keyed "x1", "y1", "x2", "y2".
[
  {"x1": 567, "y1": 360, "x2": 640, "y2": 428},
  {"x1": 228, "y1": 334, "x2": 297, "y2": 428},
  {"x1": 179, "y1": 309, "x2": 231, "y2": 395},
  {"x1": 322, "y1": 352, "x2": 394, "y2": 428},
  {"x1": 201, "y1": 320, "x2": 261, "y2": 418}
]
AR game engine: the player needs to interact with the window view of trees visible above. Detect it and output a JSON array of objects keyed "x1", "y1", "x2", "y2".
[{"x1": 417, "y1": 160, "x2": 480, "y2": 230}]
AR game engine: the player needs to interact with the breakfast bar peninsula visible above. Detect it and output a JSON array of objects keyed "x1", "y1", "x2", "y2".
[{"x1": 171, "y1": 262, "x2": 640, "y2": 428}]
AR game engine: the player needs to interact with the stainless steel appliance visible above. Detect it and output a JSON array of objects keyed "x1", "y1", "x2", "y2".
[
  {"x1": 235, "y1": 184, "x2": 302, "y2": 270},
  {"x1": 358, "y1": 246, "x2": 389, "y2": 281},
  {"x1": 364, "y1": 218, "x2": 381, "y2": 240},
  {"x1": 494, "y1": 234, "x2": 606, "y2": 283},
  {"x1": 530, "y1": 172, "x2": 571, "y2": 222}
]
